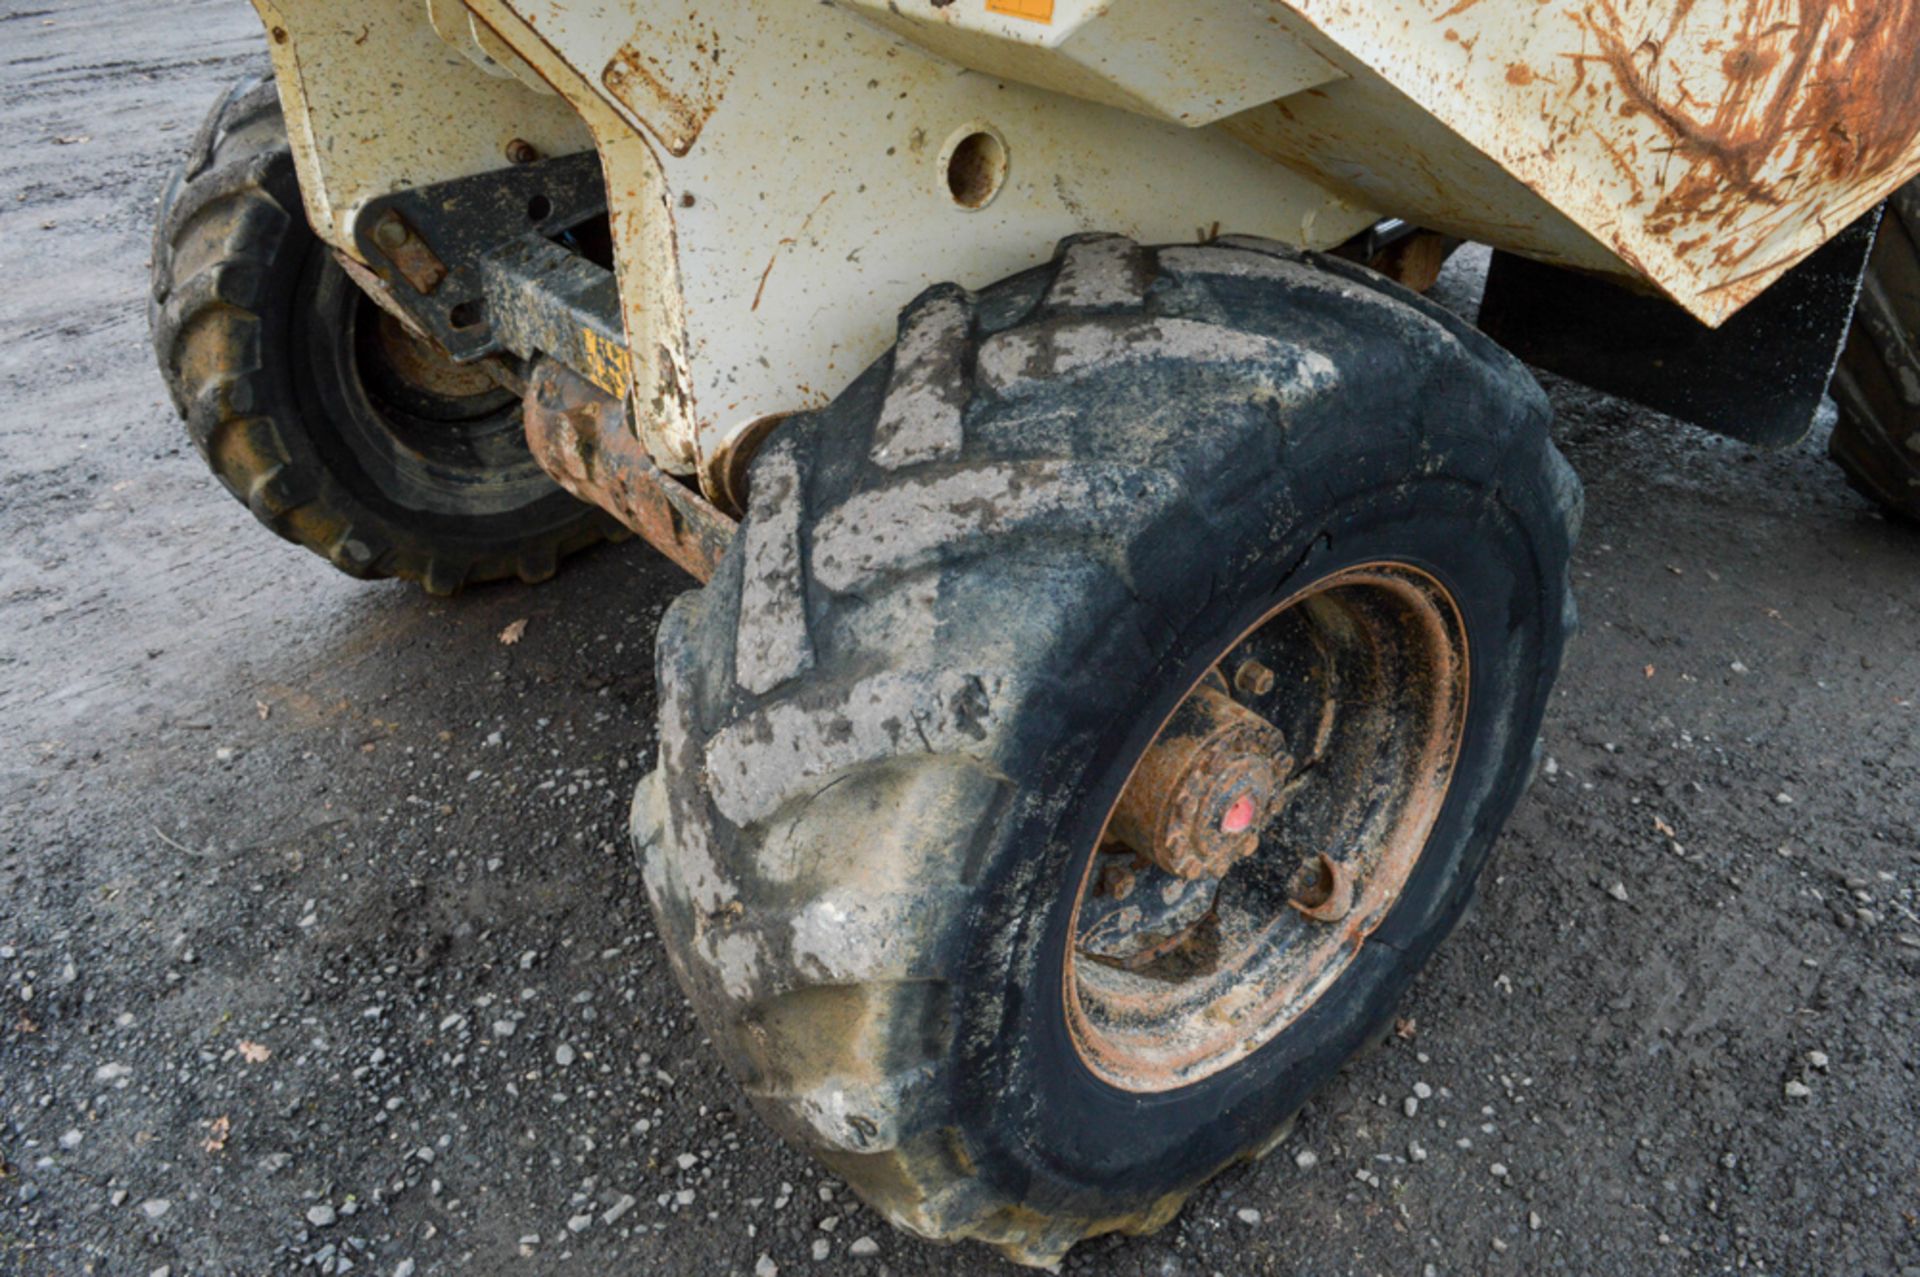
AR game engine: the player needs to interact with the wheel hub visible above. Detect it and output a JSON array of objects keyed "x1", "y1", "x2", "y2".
[
  {"x1": 369, "y1": 309, "x2": 499, "y2": 402},
  {"x1": 1108, "y1": 675, "x2": 1294, "y2": 881}
]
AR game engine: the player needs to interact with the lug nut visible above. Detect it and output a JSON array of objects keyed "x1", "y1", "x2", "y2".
[
  {"x1": 506, "y1": 138, "x2": 540, "y2": 165},
  {"x1": 1234, "y1": 659, "x2": 1277, "y2": 697},
  {"x1": 1099, "y1": 859, "x2": 1137, "y2": 901},
  {"x1": 1288, "y1": 853, "x2": 1354, "y2": 923}
]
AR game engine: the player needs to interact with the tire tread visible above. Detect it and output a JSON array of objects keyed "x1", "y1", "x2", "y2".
[{"x1": 645, "y1": 234, "x2": 1579, "y2": 1266}]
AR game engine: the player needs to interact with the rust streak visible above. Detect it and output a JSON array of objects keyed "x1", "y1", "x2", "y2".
[
  {"x1": 751, "y1": 251, "x2": 782, "y2": 313},
  {"x1": 1571, "y1": 0, "x2": 1920, "y2": 267},
  {"x1": 749, "y1": 191, "x2": 837, "y2": 313}
]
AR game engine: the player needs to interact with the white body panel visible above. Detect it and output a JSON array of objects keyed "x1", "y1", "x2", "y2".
[
  {"x1": 464, "y1": 0, "x2": 1376, "y2": 483},
  {"x1": 253, "y1": 0, "x2": 1920, "y2": 487}
]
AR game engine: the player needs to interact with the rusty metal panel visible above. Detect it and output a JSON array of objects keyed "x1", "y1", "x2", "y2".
[
  {"x1": 255, "y1": 0, "x2": 1920, "y2": 506},
  {"x1": 1265, "y1": 0, "x2": 1920, "y2": 326}
]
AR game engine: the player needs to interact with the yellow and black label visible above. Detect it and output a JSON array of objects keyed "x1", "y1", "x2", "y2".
[{"x1": 580, "y1": 326, "x2": 634, "y2": 398}]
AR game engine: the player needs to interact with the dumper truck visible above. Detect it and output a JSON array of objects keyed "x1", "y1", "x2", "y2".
[{"x1": 149, "y1": 0, "x2": 1920, "y2": 1263}]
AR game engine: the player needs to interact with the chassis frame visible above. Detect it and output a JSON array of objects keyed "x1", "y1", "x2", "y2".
[{"x1": 252, "y1": 0, "x2": 1920, "y2": 571}]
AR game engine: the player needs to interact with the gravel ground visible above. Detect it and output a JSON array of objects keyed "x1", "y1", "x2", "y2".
[{"x1": 3, "y1": 4, "x2": 1919, "y2": 1275}]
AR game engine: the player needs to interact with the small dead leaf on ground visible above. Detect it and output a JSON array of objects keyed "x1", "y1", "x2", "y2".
[
  {"x1": 238, "y1": 1040, "x2": 271, "y2": 1064},
  {"x1": 1394, "y1": 1017, "x2": 1417, "y2": 1040},
  {"x1": 1653, "y1": 816, "x2": 1677, "y2": 839},
  {"x1": 202, "y1": 1114, "x2": 231, "y2": 1153},
  {"x1": 499, "y1": 618, "x2": 529, "y2": 646}
]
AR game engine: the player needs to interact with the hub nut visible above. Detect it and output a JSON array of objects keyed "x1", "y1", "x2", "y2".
[{"x1": 1110, "y1": 682, "x2": 1293, "y2": 880}]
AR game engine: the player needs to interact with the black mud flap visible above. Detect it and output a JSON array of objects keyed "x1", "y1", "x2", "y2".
[{"x1": 1478, "y1": 208, "x2": 1883, "y2": 448}]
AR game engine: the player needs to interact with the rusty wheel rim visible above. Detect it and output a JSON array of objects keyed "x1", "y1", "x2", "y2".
[
  {"x1": 1065, "y1": 563, "x2": 1470, "y2": 1093},
  {"x1": 366, "y1": 308, "x2": 502, "y2": 403}
]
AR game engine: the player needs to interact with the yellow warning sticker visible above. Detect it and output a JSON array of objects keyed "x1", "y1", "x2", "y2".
[
  {"x1": 579, "y1": 327, "x2": 634, "y2": 398},
  {"x1": 986, "y1": 0, "x2": 1054, "y2": 23}
]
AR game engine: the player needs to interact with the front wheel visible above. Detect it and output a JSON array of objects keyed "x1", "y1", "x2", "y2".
[{"x1": 639, "y1": 234, "x2": 1581, "y2": 1266}]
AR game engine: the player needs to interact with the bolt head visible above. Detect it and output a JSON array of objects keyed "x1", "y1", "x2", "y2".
[{"x1": 373, "y1": 215, "x2": 409, "y2": 252}]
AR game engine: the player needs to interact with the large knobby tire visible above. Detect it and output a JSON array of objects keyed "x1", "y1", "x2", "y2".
[
  {"x1": 150, "y1": 74, "x2": 622, "y2": 594},
  {"x1": 640, "y1": 234, "x2": 1581, "y2": 1265},
  {"x1": 1831, "y1": 183, "x2": 1920, "y2": 523}
]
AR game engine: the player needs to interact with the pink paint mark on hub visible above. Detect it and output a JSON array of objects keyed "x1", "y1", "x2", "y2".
[{"x1": 1220, "y1": 794, "x2": 1257, "y2": 835}]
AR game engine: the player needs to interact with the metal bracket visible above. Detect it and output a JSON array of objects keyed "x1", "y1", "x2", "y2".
[
  {"x1": 521, "y1": 361, "x2": 736, "y2": 582},
  {"x1": 479, "y1": 234, "x2": 630, "y2": 398},
  {"x1": 349, "y1": 150, "x2": 608, "y2": 365}
]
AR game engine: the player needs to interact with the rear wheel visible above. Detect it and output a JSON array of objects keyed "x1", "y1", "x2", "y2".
[
  {"x1": 638, "y1": 234, "x2": 1581, "y2": 1265},
  {"x1": 1831, "y1": 184, "x2": 1920, "y2": 522},
  {"x1": 150, "y1": 74, "x2": 621, "y2": 593}
]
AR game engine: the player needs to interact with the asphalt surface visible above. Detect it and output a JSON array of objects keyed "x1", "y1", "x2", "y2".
[{"x1": 3, "y1": 4, "x2": 1919, "y2": 1275}]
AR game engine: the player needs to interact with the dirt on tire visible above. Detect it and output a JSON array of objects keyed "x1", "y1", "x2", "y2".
[{"x1": 643, "y1": 232, "x2": 1579, "y2": 1265}]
